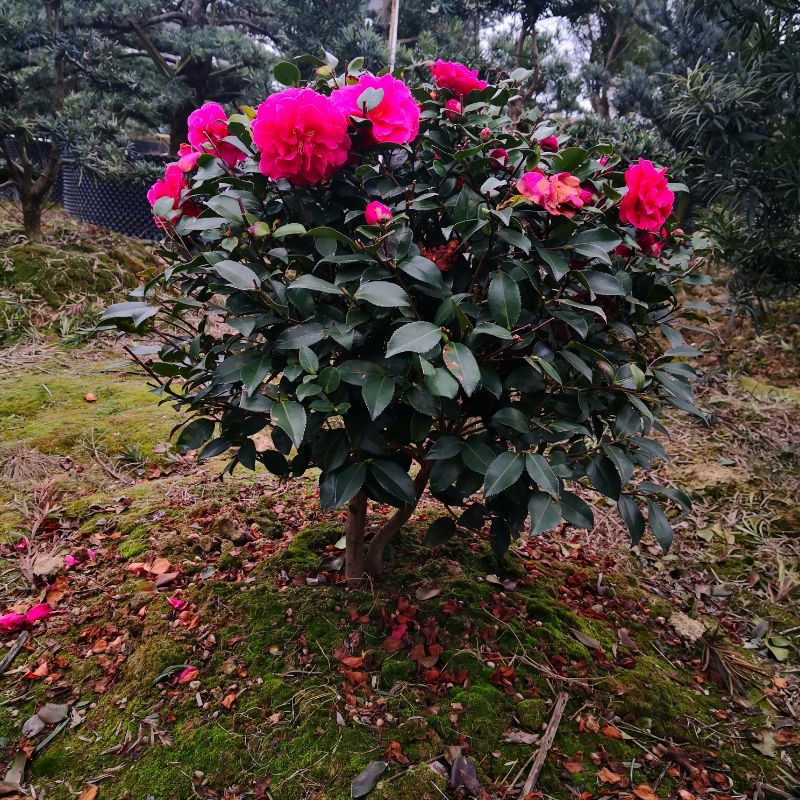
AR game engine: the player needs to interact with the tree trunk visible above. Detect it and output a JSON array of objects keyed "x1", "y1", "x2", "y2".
[
  {"x1": 363, "y1": 461, "x2": 432, "y2": 578},
  {"x1": 21, "y1": 202, "x2": 43, "y2": 242},
  {"x1": 345, "y1": 491, "x2": 368, "y2": 587}
]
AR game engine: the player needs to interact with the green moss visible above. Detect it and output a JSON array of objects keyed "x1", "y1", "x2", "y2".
[
  {"x1": 380, "y1": 657, "x2": 417, "y2": 686},
  {"x1": 738, "y1": 376, "x2": 800, "y2": 404},
  {"x1": 30, "y1": 752, "x2": 67, "y2": 779},
  {"x1": 273, "y1": 521, "x2": 342, "y2": 573},
  {"x1": 0, "y1": 364, "x2": 176, "y2": 457},
  {"x1": 515, "y1": 698, "x2": 546, "y2": 729},
  {"x1": 372, "y1": 765, "x2": 447, "y2": 800}
]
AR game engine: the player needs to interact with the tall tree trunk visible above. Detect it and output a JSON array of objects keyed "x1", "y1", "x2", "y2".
[
  {"x1": 21, "y1": 201, "x2": 43, "y2": 242},
  {"x1": 363, "y1": 461, "x2": 432, "y2": 578},
  {"x1": 345, "y1": 491, "x2": 368, "y2": 587}
]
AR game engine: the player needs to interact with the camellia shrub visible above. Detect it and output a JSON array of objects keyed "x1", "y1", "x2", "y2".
[{"x1": 104, "y1": 55, "x2": 700, "y2": 585}]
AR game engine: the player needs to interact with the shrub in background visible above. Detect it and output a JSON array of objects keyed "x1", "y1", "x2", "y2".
[{"x1": 105, "y1": 55, "x2": 701, "y2": 585}]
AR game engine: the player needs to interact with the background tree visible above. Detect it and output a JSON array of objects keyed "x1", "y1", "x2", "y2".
[
  {"x1": 667, "y1": 0, "x2": 800, "y2": 298},
  {"x1": 86, "y1": 1, "x2": 282, "y2": 154},
  {"x1": 0, "y1": 0, "x2": 153, "y2": 241}
]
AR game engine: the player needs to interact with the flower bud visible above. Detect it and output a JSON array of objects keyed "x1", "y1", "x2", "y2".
[
  {"x1": 480, "y1": 127, "x2": 491, "y2": 140},
  {"x1": 365, "y1": 201, "x2": 393, "y2": 226},
  {"x1": 444, "y1": 98, "x2": 462, "y2": 120},
  {"x1": 539, "y1": 135, "x2": 559, "y2": 152}
]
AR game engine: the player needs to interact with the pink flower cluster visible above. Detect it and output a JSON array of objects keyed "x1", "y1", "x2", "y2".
[
  {"x1": 517, "y1": 170, "x2": 592, "y2": 218},
  {"x1": 146, "y1": 60, "x2": 677, "y2": 242}
]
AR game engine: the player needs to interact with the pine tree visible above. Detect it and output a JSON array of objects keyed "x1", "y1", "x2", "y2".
[
  {"x1": 667, "y1": 0, "x2": 800, "y2": 296},
  {"x1": 0, "y1": 0, "x2": 148, "y2": 240}
]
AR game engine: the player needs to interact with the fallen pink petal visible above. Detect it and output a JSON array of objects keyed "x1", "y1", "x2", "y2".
[
  {"x1": 65, "y1": 554, "x2": 79, "y2": 569},
  {"x1": 178, "y1": 666, "x2": 199, "y2": 683},
  {"x1": 25, "y1": 603, "x2": 52, "y2": 624},
  {"x1": 0, "y1": 612, "x2": 27, "y2": 633},
  {"x1": 167, "y1": 597, "x2": 188, "y2": 611}
]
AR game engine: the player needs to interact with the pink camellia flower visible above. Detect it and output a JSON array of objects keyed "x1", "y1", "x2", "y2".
[
  {"x1": 176, "y1": 143, "x2": 203, "y2": 172},
  {"x1": 331, "y1": 74, "x2": 419, "y2": 145},
  {"x1": 252, "y1": 88, "x2": 351, "y2": 186},
  {"x1": 444, "y1": 98, "x2": 462, "y2": 120},
  {"x1": 365, "y1": 201, "x2": 392, "y2": 225},
  {"x1": 430, "y1": 60, "x2": 487, "y2": 96},
  {"x1": 539, "y1": 135, "x2": 559, "y2": 152},
  {"x1": 579, "y1": 186, "x2": 594, "y2": 205},
  {"x1": 619, "y1": 158, "x2": 674, "y2": 232},
  {"x1": 489, "y1": 147, "x2": 509, "y2": 168},
  {"x1": 517, "y1": 170, "x2": 586, "y2": 218},
  {"x1": 517, "y1": 169, "x2": 549, "y2": 205},
  {"x1": 147, "y1": 164, "x2": 200, "y2": 224},
  {"x1": 186, "y1": 102, "x2": 245, "y2": 168}
]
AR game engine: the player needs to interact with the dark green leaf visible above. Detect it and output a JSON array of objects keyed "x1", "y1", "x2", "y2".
[
  {"x1": 586, "y1": 455, "x2": 622, "y2": 499},
  {"x1": 273, "y1": 61, "x2": 301, "y2": 86},
  {"x1": 370, "y1": 460, "x2": 416, "y2": 505},
  {"x1": 424, "y1": 517, "x2": 457, "y2": 546},
  {"x1": 647, "y1": 499, "x2": 674, "y2": 552},
  {"x1": 525, "y1": 453, "x2": 559, "y2": 497},
  {"x1": 176, "y1": 418, "x2": 215, "y2": 452},
  {"x1": 488, "y1": 272, "x2": 521, "y2": 328},
  {"x1": 427, "y1": 435, "x2": 463, "y2": 460},
  {"x1": 484, "y1": 452, "x2": 524, "y2": 497},
  {"x1": 385, "y1": 322, "x2": 442, "y2": 358},
  {"x1": 355, "y1": 281, "x2": 412, "y2": 308},
  {"x1": 529, "y1": 492, "x2": 562, "y2": 535},
  {"x1": 271, "y1": 400, "x2": 306, "y2": 449},
  {"x1": 443, "y1": 343, "x2": 480, "y2": 396},
  {"x1": 212, "y1": 260, "x2": 260, "y2": 290},
  {"x1": 617, "y1": 495, "x2": 645, "y2": 544},
  {"x1": 362, "y1": 374, "x2": 395, "y2": 420},
  {"x1": 560, "y1": 490, "x2": 594, "y2": 529}
]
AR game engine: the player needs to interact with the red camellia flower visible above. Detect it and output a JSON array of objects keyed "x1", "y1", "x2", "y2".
[
  {"x1": 252, "y1": 88, "x2": 351, "y2": 186},
  {"x1": 147, "y1": 164, "x2": 200, "y2": 224},
  {"x1": 365, "y1": 201, "x2": 392, "y2": 225},
  {"x1": 489, "y1": 148, "x2": 509, "y2": 168},
  {"x1": 613, "y1": 243, "x2": 633, "y2": 258},
  {"x1": 331, "y1": 74, "x2": 419, "y2": 145},
  {"x1": 619, "y1": 158, "x2": 674, "y2": 232},
  {"x1": 517, "y1": 170, "x2": 586, "y2": 218},
  {"x1": 636, "y1": 228, "x2": 667, "y2": 257},
  {"x1": 186, "y1": 102, "x2": 245, "y2": 168},
  {"x1": 430, "y1": 60, "x2": 487, "y2": 96},
  {"x1": 420, "y1": 240, "x2": 460, "y2": 273},
  {"x1": 539, "y1": 135, "x2": 559, "y2": 152}
]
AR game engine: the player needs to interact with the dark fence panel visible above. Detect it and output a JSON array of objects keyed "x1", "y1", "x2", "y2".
[{"x1": 61, "y1": 158, "x2": 162, "y2": 241}]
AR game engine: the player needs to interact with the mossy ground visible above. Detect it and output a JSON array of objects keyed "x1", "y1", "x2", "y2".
[
  {"x1": 0, "y1": 215, "x2": 797, "y2": 799},
  {"x1": 0, "y1": 207, "x2": 158, "y2": 344}
]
